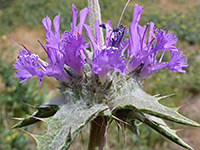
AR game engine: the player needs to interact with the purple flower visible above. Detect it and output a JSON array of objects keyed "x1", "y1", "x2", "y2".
[
  {"x1": 13, "y1": 41, "x2": 69, "y2": 85},
  {"x1": 138, "y1": 50, "x2": 188, "y2": 80},
  {"x1": 167, "y1": 50, "x2": 188, "y2": 73},
  {"x1": 92, "y1": 47, "x2": 127, "y2": 80},
  {"x1": 127, "y1": 4, "x2": 188, "y2": 79},
  {"x1": 13, "y1": 3, "x2": 189, "y2": 85},
  {"x1": 84, "y1": 20, "x2": 127, "y2": 81},
  {"x1": 14, "y1": 4, "x2": 89, "y2": 85},
  {"x1": 128, "y1": 4, "x2": 144, "y2": 57},
  {"x1": 42, "y1": 4, "x2": 89, "y2": 76},
  {"x1": 14, "y1": 48, "x2": 45, "y2": 85}
]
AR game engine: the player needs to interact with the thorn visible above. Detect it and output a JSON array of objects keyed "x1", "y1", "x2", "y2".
[
  {"x1": 116, "y1": 122, "x2": 127, "y2": 143},
  {"x1": 19, "y1": 128, "x2": 34, "y2": 137},
  {"x1": 176, "y1": 101, "x2": 193, "y2": 110},
  {"x1": 158, "y1": 93, "x2": 175, "y2": 100},
  {"x1": 153, "y1": 93, "x2": 161, "y2": 97},
  {"x1": 22, "y1": 102, "x2": 36, "y2": 108},
  {"x1": 11, "y1": 117, "x2": 24, "y2": 121},
  {"x1": 175, "y1": 128, "x2": 184, "y2": 132},
  {"x1": 111, "y1": 115, "x2": 129, "y2": 125},
  {"x1": 31, "y1": 116, "x2": 44, "y2": 122}
]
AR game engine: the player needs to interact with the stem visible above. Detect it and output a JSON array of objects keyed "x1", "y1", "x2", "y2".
[
  {"x1": 87, "y1": 1, "x2": 106, "y2": 149},
  {"x1": 88, "y1": 116, "x2": 106, "y2": 150},
  {"x1": 87, "y1": 0, "x2": 104, "y2": 46}
]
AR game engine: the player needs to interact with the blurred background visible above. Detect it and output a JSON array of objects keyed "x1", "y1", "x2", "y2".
[{"x1": 0, "y1": 0, "x2": 199, "y2": 149}]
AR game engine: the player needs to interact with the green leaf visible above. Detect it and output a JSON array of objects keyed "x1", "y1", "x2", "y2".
[
  {"x1": 109, "y1": 79, "x2": 200, "y2": 127},
  {"x1": 144, "y1": 115, "x2": 193, "y2": 150},
  {"x1": 29, "y1": 102, "x2": 107, "y2": 150},
  {"x1": 12, "y1": 104, "x2": 59, "y2": 128},
  {"x1": 12, "y1": 94, "x2": 71, "y2": 128},
  {"x1": 113, "y1": 107, "x2": 194, "y2": 150}
]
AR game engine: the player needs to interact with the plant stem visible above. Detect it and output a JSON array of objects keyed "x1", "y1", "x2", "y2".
[
  {"x1": 87, "y1": 0, "x2": 104, "y2": 46},
  {"x1": 87, "y1": 1, "x2": 106, "y2": 149},
  {"x1": 88, "y1": 116, "x2": 106, "y2": 150}
]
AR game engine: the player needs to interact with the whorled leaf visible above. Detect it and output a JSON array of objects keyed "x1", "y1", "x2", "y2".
[{"x1": 29, "y1": 102, "x2": 107, "y2": 150}]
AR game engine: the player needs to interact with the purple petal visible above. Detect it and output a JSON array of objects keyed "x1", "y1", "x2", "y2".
[
  {"x1": 167, "y1": 50, "x2": 188, "y2": 73},
  {"x1": 84, "y1": 24, "x2": 97, "y2": 51},
  {"x1": 153, "y1": 30, "x2": 178, "y2": 52},
  {"x1": 53, "y1": 14, "x2": 60, "y2": 38},
  {"x1": 42, "y1": 16, "x2": 52, "y2": 39},
  {"x1": 71, "y1": 4, "x2": 78, "y2": 35},
  {"x1": 95, "y1": 20, "x2": 101, "y2": 49},
  {"x1": 62, "y1": 34, "x2": 88, "y2": 75},
  {"x1": 92, "y1": 47, "x2": 127, "y2": 80},
  {"x1": 78, "y1": 7, "x2": 90, "y2": 34},
  {"x1": 14, "y1": 49, "x2": 46, "y2": 85},
  {"x1": 104, "y1": 20, "x2": 113, "y2": 47},
  {"x1": 129, "y1": 4, "x2": 143, "y2": 56},
  {"x1": 147, "y1": 22, "x2": 155, "y2": 49}
]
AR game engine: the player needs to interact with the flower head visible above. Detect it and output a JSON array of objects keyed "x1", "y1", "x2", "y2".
[
  {"x1": 84, "y1": 20, "x2": 127, "y2": 81},
  {"x1": 13, "y1": 41, "x2": 69, "y2": 85},
  {"x1": 91, "y1": 47, "x2": 126, "y2": 80},
  {"x1": 14, "y1": 4, "x2": 89, "y2": 85},
  {"x1": 13, "y1": 3, "x2": 188, "y2": 85},
  {"x1": 43, "y1": 5, "x2": 89, "y2": 76},
  {"x1": 14, "y1": 47, "x2": 45, "y2": 85},
  {"x1": 127, "y1": 4, "x2": 188, "y2": 79}
]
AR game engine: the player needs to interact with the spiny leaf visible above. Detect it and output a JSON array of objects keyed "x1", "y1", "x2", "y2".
[
  {"x1": 29, "y1": 102, "x2": 107, "y2": 150},
  {"x1": 12, "y1": 94, "x2": 69, "y2": 129},
  {"x1": 12, "y1": 104, "x2": 59, "y2": 128},
  {"x1": 113, "y1": 107, "x2": 193, "y2": 150},
  {"x1": 143, "y1": 115, "x2": 193, "y2": 150},
  {"x1": 109, "y1": 79, "x2": 200, "y2": 127}
]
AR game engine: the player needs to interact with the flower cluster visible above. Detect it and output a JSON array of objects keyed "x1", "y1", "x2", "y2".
[
  {"x1": 14, "y1": 4, "x2": 188, "y2": 85},
  {"x1": 14, "y1": 4, "x2": 89, "y2": 85}
]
